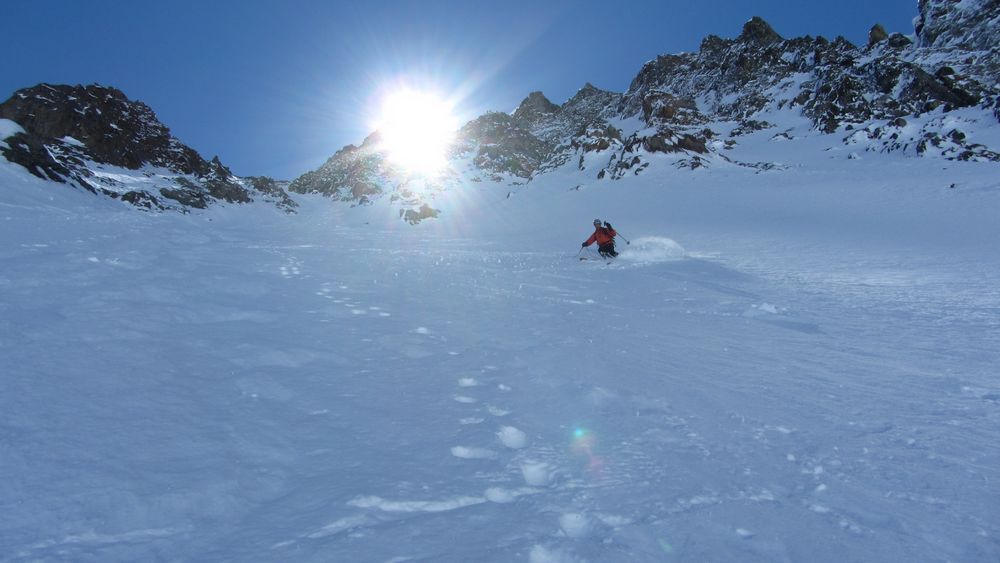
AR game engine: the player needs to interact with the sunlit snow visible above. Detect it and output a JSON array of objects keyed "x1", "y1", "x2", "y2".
[{"x1": 1, "y1": 113, "x2": 999, "y2": 561}]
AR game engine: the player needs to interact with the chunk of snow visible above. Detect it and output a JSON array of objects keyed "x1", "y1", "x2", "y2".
[
  {"x1": 484, "y1": 488, "x2": 515, "y2": 503},
  {"x1": 450, "y1": 446, "x2": 496, "y2": 459},
  {"x1": 558, "y1": 513, "x2": 592, "y2": 538},
  {"x1": 60, "y1": 136, "x2": 85, "y2": 147},
  {"x1": 758, "y1": 303, "x2": 779, "y2": 314},
  {"x1": 496, "y1": 426, "x2": 527, "y2": 449},
  {"x1": 520, "y1": 461, "x2": 552, "y2": 486}
]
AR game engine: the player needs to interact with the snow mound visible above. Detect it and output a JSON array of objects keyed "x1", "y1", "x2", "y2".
[
  {"x1": 520, "y1": 461, "x2": 553, "y2": 486},
  {"x1": 619, "y1": 236, "x2": 686, "y2": 263},
  {"x1": 558, "y1": 513, "x2": 592, "y2": 538},
  {"x1": 496, "y1": 426, "x2": 528, "y2": 449}
]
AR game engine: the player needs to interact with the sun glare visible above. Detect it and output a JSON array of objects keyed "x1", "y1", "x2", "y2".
[{"x1": 377, "y1": 89, "x2": 458, "y2": 176}]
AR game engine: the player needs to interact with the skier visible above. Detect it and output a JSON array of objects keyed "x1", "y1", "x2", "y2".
[{"x1": 582, "y1": 219, "x2": 618, "y2": 258}]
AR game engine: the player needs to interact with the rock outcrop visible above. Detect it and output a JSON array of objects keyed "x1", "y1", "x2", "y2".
[{"x1": 0, "y1": 84, "x2": 296, "y2": 212}]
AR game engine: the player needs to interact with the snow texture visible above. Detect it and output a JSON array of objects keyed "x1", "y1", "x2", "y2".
[{"x1": 1, "y1": 118, "x2": 999, "y2": 562}]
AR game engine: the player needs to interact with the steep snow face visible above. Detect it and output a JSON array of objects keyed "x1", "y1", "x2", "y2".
[{"x1": 2, "y1": 117, "x2": 999, "y2": 561}]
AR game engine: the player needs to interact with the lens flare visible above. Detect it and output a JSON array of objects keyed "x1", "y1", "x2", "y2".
[
  {"x1": 570, "y1": 428, "x2": 593, "y2": 453},
  {"x1": 376, "y1": 88, "x2": 458, "y2": 176},
  {"x1": 570, "y1": 426, "x2": 606, "y2": 477},
  {"x1": 659, "y1": 539, "x2": 675, "y2": 554}
]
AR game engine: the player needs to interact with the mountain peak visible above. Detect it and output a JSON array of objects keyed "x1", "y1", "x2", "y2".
[
  {"x1": 699, "y1": 34, "x2": 731, "y2": 54},
  {"x1": 0, "y1": 83, "x2": 296, "y2": 211},
  {"x1": 566, "y1": 82, "x2": 615, "y2": 105},
  {"x1": 738, "y1": 16, "x2": 782, "y2": 44},
  {"x1": 0, "y1": 83, "x2": 178, "y2": 170},
  {"x1": 513, "y1": 91, "x2": 559, "y2": 122}
]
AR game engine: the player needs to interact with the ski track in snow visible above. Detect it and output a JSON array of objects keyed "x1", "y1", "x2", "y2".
[{"x1": 2, "y1": 155, "x2": 999, "y2": 561}]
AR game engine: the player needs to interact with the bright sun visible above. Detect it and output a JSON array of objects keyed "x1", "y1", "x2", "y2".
[{"x1": 377, "y1": 89, "x2": 458, "y2": 176}]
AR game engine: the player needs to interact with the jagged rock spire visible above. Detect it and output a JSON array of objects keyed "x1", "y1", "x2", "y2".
[
  {"x1": 868, "y1": 23, "x2": 888, "y2": 47},
  {"x1": 738, "y1": 16, "x2": 782, "y2": 44},
  {"x1": 513, "y1": 91, "x2": 559, "y2": 124}
]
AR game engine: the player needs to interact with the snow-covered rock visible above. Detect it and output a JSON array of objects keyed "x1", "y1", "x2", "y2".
[{"x1": 0, "y1": 84, "x2": 296, "y2": 212}]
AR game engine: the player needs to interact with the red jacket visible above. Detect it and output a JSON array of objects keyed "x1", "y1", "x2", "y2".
[{"x1": 584, "y1": 226, "x2": 617, "y2": 247}]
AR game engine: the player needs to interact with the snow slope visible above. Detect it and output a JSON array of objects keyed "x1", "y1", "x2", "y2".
[{"x1": 1, "y1": 130, "x2": 999, "y2": 561}]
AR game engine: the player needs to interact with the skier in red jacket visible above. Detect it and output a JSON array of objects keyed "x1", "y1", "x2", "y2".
[{"x1": 582, "y1": 219, "x2": 618, "y2": 258}]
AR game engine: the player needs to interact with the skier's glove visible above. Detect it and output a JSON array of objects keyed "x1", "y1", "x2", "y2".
[
  {"x1": 604, "y1": 222, "x2": 613, "y2": 229},
  {"x1": 581, "y1": 242, "x2": 587, "y2": 248}
]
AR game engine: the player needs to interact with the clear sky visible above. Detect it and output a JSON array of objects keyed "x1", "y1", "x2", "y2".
[{"x1": 6, "y1": 0, "x2": 920, "y2": 180}]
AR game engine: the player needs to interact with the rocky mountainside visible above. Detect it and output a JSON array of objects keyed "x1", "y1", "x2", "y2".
[
  {"x1": 1, "y1": 1, "x2": 996, "y2": 217},
  {"x1": 0, "y1": 84, "x2": 295, "y2": 212},
  {"x1": 291, "y1": 0, "x2": 999, "y2": 220},
  {"x1": 915, "y1": 0, "x2": 1000, "y2": 51}
]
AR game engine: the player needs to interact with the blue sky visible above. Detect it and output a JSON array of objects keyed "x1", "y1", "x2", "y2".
[{"x1": 6, "y1": 0, "x2": 919, "y2": 179}]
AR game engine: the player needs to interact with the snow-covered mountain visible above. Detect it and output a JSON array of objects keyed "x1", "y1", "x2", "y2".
[
  {"x1": 3, "y1": 2, "x2": 1000, "y2": 561},
  {"x1": 3, "y1": 87, "x2": 999, "y2": 562},
  {"x1": 0, "y1": 84, "x2": 296, "y2": 212},
  {"x1": 291, "y1": 0, "x2": 999, "y2": 220},
  {"x1": 1, "y1": 2, "x2": 995, "y2": 220}
]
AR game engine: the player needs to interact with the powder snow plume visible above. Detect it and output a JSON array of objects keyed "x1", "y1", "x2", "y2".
[{"x1": 618, "y1": 236, "x2": 686, "y2": 263}]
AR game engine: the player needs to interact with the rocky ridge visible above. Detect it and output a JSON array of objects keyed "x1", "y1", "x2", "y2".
[
  {"x1": 2, "y1": 1, "x2": 996, "y2": 218},
  {"x1": 0, "y1": 84, "x2": 295, "y2": 212},
  {"x1": 291, "y1": 0, "x2": 999, "y2": 220}
]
